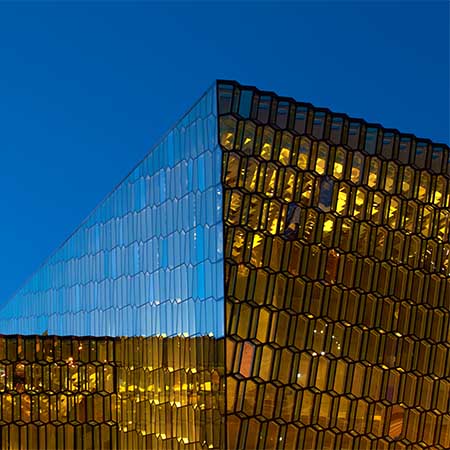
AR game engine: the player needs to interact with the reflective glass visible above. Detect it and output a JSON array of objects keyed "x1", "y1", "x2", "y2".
[{"x1": 0, "y1": 85, "x2": 224, "y2": 338}]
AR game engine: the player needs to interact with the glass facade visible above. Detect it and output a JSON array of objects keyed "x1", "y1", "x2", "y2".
[
  {"x1": 0, "y1": 80, "x2": 449, "y2": 449},
  {"x1": 0, "y1": 335, "x2": 223, "y2": 449},
  {"x1": 219, "y1": 81, "x2": 450, "y2": 450}
]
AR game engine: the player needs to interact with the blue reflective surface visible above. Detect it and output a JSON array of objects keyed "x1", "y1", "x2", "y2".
[{"x1": 0, "y1": 85, "x2": 224, "y2": 337}]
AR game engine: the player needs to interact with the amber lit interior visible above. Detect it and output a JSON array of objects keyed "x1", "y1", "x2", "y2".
[
  {"x1": 219, "y1": 81, "x2": 449, "y2": 450},
  {"x1": 0, "y1": 335, "x2": 223, "y2": 450}
]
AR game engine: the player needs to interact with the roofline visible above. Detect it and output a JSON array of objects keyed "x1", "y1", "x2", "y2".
[{"x1": 216, "y1": 79, "x2": 449, "y2": 149}]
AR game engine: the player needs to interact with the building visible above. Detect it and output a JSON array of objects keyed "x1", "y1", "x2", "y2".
[{"x1": 0, "y1": 81, "x2": 448, "y2": 449}]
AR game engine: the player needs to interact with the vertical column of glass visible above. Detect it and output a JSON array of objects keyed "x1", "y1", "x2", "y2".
[{"x1": 0, "y1": 85, "x2": 224, "y2": 340}]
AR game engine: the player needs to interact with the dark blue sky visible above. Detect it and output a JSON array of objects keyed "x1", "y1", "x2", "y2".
[{"x1": 0, "y1": 2, "x2": 448, "y2": 302}]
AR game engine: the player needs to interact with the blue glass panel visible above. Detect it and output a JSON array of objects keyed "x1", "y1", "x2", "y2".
[{"x1": 0, "y1": 84, "x2": 224, "y2": 338}]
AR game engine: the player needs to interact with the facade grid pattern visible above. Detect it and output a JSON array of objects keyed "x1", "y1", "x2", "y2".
[
  {"x1": 219, "y1": 81, "x2": 450, "y2": 450},
  {"x1": 0, "y1": 85, "x2": 224, "y2": 339},
  {"x1": 0, "y1": 335, "x2": 223, "y2": 449},
  {"x1": 0, "y1": 80, "x2": 448, "y2": 449}
]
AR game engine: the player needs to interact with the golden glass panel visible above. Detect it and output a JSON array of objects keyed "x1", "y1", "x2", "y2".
[
  {"x1": 405, "y1": 409, "x2": 420, "y2": 441},
  {"x1": 246, "y1": 195, "x2": 262, "y2": 230},
  {"x1": 351, "y1": 152, "x2": 364, "y2": 184},
  {"x1": 279, "y1": 132, "x2": 294, "y2": 166},
  {"x1": 368, "y1": 157, "x2": 381, "y2": 188},
  {"x1": 268, "y1": 237, "x2": 283, "y2": 272},
  {"x1": 219, "y1": 116, "x2": 237, "y2": 150},
  {"x1": 420, "y1": 205, "x2": 434, "y2": 238},
  {"x1": 374, "y1": 227, "x2": 388, "y2": 260},
  {"x1": 355, "y1": 399, "x2": 368, "y2": 433},
  {"x1": 262, "y1": 383, "x2": 277, "y2": 420},
  {"x1": 404, "y1": 200, "x2": 418, "y2": 233},
  {"x1": 353, "y1": 186, "x2": 367, "y2": 219},
  {"x1": 234, "y1": 264, "x2": 249, "y2": 300},
  {"x1": 297, "y1": 136, "x2": 312, "y2": 170},
  {"x1": 351, "y1": 362, "x2": 366, "y2": 397},
  {"x1": 325, "y1": 249, "x2": 339, "y2": 283},
  {"x1": 442, "y1": 243, "x2": 450, "y2": 275},
  {"x1": 254, "y1": 269, "x2": 268, "y2": 305},
  {"x1": 259, "y1": 346, "x2": 273, "y2": 382},
  {"x1": 241, "y1": 121, "x2": 256, "y2": 155},
  {"x1": 273, "y1": 274, "x2": 287, "y2": 309},
  {"x1": 267, "y1": 200, "x2": 282, "y2": 235},
  {"x1": 418, "y1": 171, "x2": 431, "y2": 202},
  {"x1": 371, "y1": 403, "x2": 387, "y2": 437},
  {"x1": 333, "y1": 147, "x2": 346, "y2": 180},
  {"x1": 388, "y1": 404, "x2": 405, "y2": 439},
  {"x1": 284, "y1": 424, "x2": 299, "y2": 450},
  {"x1": 422, "y1": 411, "x2": 438, "y2": 445},
  {"x1": 299, "y1": 389, "x2": 314, "y2": 426},
  {"x1": 432, "y1": 175, "x2": 446, "y2": 206},
  {"x1": 315, "y1": 142, "x2": 329, "y2": 175},
  {"x1": 224, "y1": 152, "x2": 240, "y2": 188},
  {"x1": 371, "y1": 191, "x2": 384, "y2": 224},
  {"x1": 300, "y1": 173, "x2": 315, "y2": 206},
  {"x1": 303, "y1": 209, "x2": 318, "y2": 243},
  {"x1": 281, "y1": 168, "x2": 296, "y2": 202},
  {"x1": 437, "y1": 209, "x2": 449, "y2": 242},
  {"x1": 336, "y1": 183, "x2": 350, "y2": 215},
  {"x1": 230, "y1": 228, "x2": 245, "y2": 262},
  {"x1": 322, "y1": 214, "x2": 335, "y2": 247},
  {"x1": 305, "y1": 244, "x2": 321, "y2": 280},
  {"x1": 387, "y1": 197, "x2": 400, "y2": 229},
  {"x1": 278, "y1": 349, "x2": 292, "y2": 384},
  {"x1": 227, "y1": 190, "x2": 243, "y2": 225},
  {"x1": 332, "y1": 359, "x2": 347, "y2": 395},
  {"x1": 439, "y1": 415, "x2": 450, "y2": 447},
  {"x1": 401, "y1": 166, "x2": 414, "y2": 198},
  {"x1": 256, "y1": 308, "x2": 271, "y2": 342},
  {"x1": 391, "y1": 231, "x2": 405, "y2": 264},
  {"x1": 318, "y1": 392, "x2": 332, "y2": 428},
  {"x1": 244, "y1": 418, "x2": 260, "y2": 449},
  {"x1": 424, "y1": 239, "x2": 438, "y2": 273},
  {"x1": 436, "y1": 380, "x2": 450, "y2": 413},
  {"x1": 260, "y1": 126, "x2": 274, "y2": 160},
  {"x1": 243, "y1": 157, "x2": 259, "y2": 192},
  {"x1": 336, "y1": 396, "x2": 350, "y2": 431},
  {"x1": 265, "y1": 421, "x2": 281, "y2": 450},
  {"x1": 263, "y1": 163, "x2": 277, "y2": 197},
  {"x1": 384, "y1": 161, "x2": 398, "y2": 193},
  {"x1": 339, "y1": 218, "x2": 353, "y2": 252},
  {"x1": 356, "y1": 222, "x2": 371, "y2": 256}
]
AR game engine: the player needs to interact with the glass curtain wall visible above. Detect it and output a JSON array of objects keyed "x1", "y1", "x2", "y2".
[
  {"x1": 219, "y1": 81, "x2": 450, "y2": 450},
  {"x1": 0, "y1": 84, "x2": 225, "y2": 450},
  {"x1": 0, "y1": 85, "x2": 223, "y2": 339}
]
